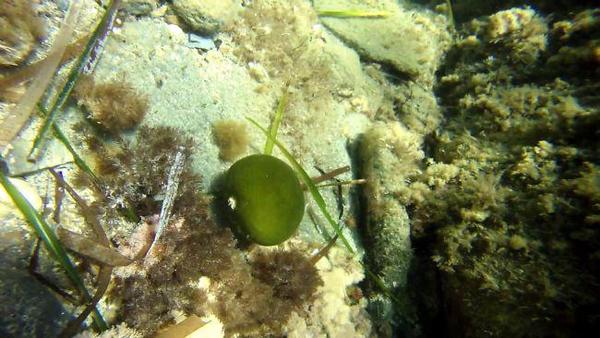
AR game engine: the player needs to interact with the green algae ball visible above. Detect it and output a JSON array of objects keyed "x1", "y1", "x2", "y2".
[{"x1": 224, "y1": 154, "x2": 305, "y2": 246}]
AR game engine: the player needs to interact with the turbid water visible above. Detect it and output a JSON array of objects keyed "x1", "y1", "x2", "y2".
[{"x1": 0, "y1": 0, "x2": 598, "y2": 337}]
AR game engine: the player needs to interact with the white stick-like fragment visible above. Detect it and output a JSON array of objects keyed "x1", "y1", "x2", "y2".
[
  {"x1": 82, "y1": 0, "x2": 122, "y2": 74},
  {"x1": 148, "y1": 148, "x2": 185, "y2": 255}
]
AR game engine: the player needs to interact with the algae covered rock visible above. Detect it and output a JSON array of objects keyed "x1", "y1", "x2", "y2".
[
  {"x1": 121, "y1": 0, "x2": 158, "y2": 16},
  {"x1": 469, "y1": 7, "x2": 548, "y2": 64},
  {"x1": 358, "y1": 121, "x2": 423, "y2": 334},
  {"x1": 410, "y1": 5, "x2": 600, "y2": 337},
  {"x1": 0, "y1": 269, "x2": 70, "y2": 338},
  {"x1": 171, "y1": 0, "x2": 240, "y2": 34},
  {"x1": 316, "y1": 0, "x2": 451, "y2": 87}
]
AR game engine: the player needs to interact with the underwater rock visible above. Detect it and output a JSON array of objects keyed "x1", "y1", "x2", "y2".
[
  {"x1": 89, "y1": 18, "x2": 273, "y2": 192},
  {"x1": 359, "y1": 121, "x2": 423, "y2": 334},
  {"x1": 90, "y1": 14, "x2": 375, "y2": 246},
  {"x1": 320, "y1": 29, "x2": 384, "y2": 120},
  {"x1": 468, "y1": 7, "x2": 548, "y2": 64},
  {"x1": 121, "y1": 0, "x2": 158, "y2": 16},
  {"x1": 392, "y1": 80, "x2": 444, "y2": 135},
  {"x1": 0, "y1": 268, "x2": 70, "y2": 338},
  {"x1": 171, "y1": 0, "x2": 240, "y2": 34},
  {"x1": 285, "y1": 245, "x2": 372, "y2": 337},
  {"x1": 316, "y1": 0, "x2": 451, "y2": 87},
  {"x1": 413, "y1": 6, "x2": 600, "y2": 337}
]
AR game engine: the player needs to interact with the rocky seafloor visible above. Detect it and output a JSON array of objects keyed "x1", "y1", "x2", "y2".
[{"x1": 0, "y1": 0, "x2": 598, "y2": 337}]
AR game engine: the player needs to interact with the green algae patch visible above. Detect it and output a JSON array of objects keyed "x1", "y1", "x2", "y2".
[{"x1": 224, "y1": 154, "x2": 305, "y2": 246}]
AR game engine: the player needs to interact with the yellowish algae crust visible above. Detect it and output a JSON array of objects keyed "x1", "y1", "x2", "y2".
[
  {"x1": 409, "y1": 4, "x2": 600, "y2": 338},
  {"x1": 285, "y1": 245, "x2": 372, "y2": 337}
]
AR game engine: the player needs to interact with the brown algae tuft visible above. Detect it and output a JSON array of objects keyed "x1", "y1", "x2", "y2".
[
  {"x1": 73, "y1": 75, "x2": 148, "y2": 134},
  {"x1": 212, "y1": 119, "x2": 250, "y2": 162}
]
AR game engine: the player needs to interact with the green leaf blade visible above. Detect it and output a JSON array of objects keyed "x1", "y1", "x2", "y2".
[
  {"x1": 264, "y1": 91, "x2": 288, "y2": 155},
  {"x1": 0, "y1": 170, "x2": 108, "y2": 330},
  {"x1": 317, "y1": 9, "x2": 391, "y2": 18}
]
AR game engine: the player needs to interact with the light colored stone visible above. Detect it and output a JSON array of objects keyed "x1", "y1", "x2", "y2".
[
  {"x1": 122, "y1": 0, "x2": 158, "y2": 16},
  {"x1": 91, "y1": 18, "x2": 273, "y2": 192},
  {"x1": 316, "y1": 0, "x2": 451, "y2": 87},
  {"x1": 286, "y1": 246, "x2": 372, "y2": 337},
  {"x1": 359, "y1": 121, "x2": 422, "y2": 331},
  {"x1": 0, "y1": 177, "x2": 42, "y2": 220},
  {"x1": 171, "y1": 0, "x2": 241, "y2": 34}
]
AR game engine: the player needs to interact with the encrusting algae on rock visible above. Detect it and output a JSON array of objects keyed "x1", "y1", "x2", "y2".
[{"x1": 406, "y1": 4, "x2": 600, "y2": 337}]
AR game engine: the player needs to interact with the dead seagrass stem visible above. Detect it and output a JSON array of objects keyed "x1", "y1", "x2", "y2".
[
  {"x1": 310, "y1": 165, "x2": 350, "y2": 185},
  {"x1": 28, "y1": 0, "x2": 122, "y2": 162},
  {"x1": 56, "y1": 227, "x2": 132, "y2": 267},
  {"x1": 148, "y1": 148, "x2": 186, "y2": 255}
]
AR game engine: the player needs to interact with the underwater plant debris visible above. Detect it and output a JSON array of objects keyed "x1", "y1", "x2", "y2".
[{"x1": 78, "y1": 126, "x2": 323, "y2": 336}]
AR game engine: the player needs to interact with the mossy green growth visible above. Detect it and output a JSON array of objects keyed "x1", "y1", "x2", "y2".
[{"x1": 224, "y1": 154, "x2": 305, "y2": 246}]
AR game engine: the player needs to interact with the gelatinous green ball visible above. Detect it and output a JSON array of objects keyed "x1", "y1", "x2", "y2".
[{"x1": 224, "y1": 154, "x2": 305, "y2": 246}]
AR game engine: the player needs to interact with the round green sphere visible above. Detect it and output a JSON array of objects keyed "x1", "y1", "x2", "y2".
[{"x1": 224, "y1": 154, "x2": 305, "y2": 246}]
